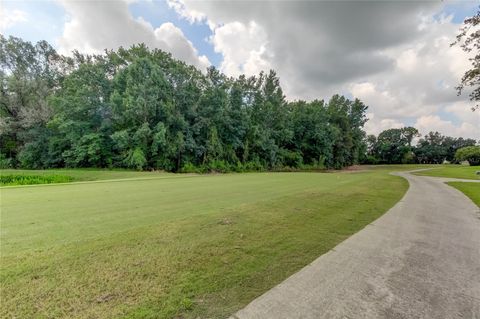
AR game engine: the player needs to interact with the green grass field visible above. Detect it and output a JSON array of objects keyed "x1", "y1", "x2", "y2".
[
  {"x1": 1, "y1": 168, "x2": 408, "y2": 318},
  {"x1": 413, "y1": 165, "x2": 480, "y2": 180}
]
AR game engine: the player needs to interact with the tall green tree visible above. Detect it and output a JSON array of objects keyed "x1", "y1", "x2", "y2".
[
  {"x1": 0, "y1": 35, "x2": 63, "y2": 167},
  {"x1": 369, "y1": 127, "x2": 418, "y2": 164},
  {"x1": 50, "y1": 59, "x2": 112, "y2": 167}
]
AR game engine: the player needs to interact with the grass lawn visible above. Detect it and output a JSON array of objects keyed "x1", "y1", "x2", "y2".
[
  {"x1": 1, "y1": 169, "x2": 407, "y2": 318},
  {"x1": 447, "y1": 182, "x2": 480, "y2": 207},
  {"x1": 413, "y1": 165, "x2": 480, "y2": 180}
]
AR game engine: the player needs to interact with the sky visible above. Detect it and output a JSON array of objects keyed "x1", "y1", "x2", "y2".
[{"x1": 1, "y1": 0, "x2": 479, "y2": 140}]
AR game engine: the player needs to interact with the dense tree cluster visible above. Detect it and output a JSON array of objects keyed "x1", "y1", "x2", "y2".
[
  {"x1": 366, "y1": 128, "x2": 478, "y2": 164},
  {"x1": 1, "y1": 36, "x2": 369, "y2": 171}
]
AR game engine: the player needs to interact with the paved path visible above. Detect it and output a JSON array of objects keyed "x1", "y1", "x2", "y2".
[{"x1": 230, "y1": 171, "x2": 480, "y2": 319}]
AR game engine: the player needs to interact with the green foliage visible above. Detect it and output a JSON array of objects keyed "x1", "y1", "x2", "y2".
[
  {"x1": 2, "y1": 36, "x2": 371, "y2": 171},
  {"x1": 0, "y1": 154, "x2": 14, "y2": 169},
  {"x1": 452, "y1": 7, "x2": 480, "y2": 110},
  {"x1": 2, "y1": 35, "x2": 478, "y2": 172},
  {"x1": 0, "y1": 174, "x2": 72, "y2": 186},
  {"x1": 366, "y1": 127, "x2": 419, "y2": 164},
  {"x1": 125, "y1": 147, "x2": 147, "y2": 170},
  {"x1": 62, "y1": 133, "x2": 106, "y2": 167},
  {"x1": 366, "y1": 128, "x2": 477, "y2": 165},
  {"x1": 401, "y1": 151, "x2": 416, "y2": 164},
  {"x1": 0, "y1": 35, "x2": 62, "y2": 167},
  {"x1": 455, "y1": 146, "x2": 480, "y2": 166},
  {"x1": 416, "y1": 132, "x2": 477, "y2": 164},
  {"x1": 180, "y1": 162, "x2": 199, "y2": 173}
]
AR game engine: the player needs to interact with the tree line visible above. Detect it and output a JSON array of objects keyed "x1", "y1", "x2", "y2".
[
  {"x1": 365, "y1": 127, "x2": 479, "y2": 165},
  {"x1": 0, "y1": 35, "x2": 368, "y2": 172},
  {"x1": 1, "y1": 36, "x2": 478, "y2": 172}
]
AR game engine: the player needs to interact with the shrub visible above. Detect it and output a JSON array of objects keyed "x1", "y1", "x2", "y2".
[
  {"x1": 278, "y1": 149, "x2": 303, "y2": 168},
  {"x1": 455, "y1": 146, "x2": 480, "y2": 166},
  {"x1": 206, "y1": 160, "x2": 230, "y2": 173},
  {"x1": 0, "y1": 174, "x2": 73, "y2": 186},
  {"x1": 0, "y1": 154, "x2": 13, "y2": 169},
  {"x1": 125, "y1": 148, "x2": 147, "y2": 170},
  {"x1": 243, "y1": 159, "x2": 264, "y2": 172},
  {"x1": 180, "y1": 162, "x2": 200, "y2": 173}
]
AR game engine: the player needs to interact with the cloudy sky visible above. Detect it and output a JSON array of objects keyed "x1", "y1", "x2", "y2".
[{"x1": 1, "y1": 0, "x2": 479, "y2": 139}]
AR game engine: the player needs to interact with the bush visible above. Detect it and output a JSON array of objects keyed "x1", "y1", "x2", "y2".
[
  {"x1": 180, "y1": 162, "x2": 201, "y2": 173},
  {"x1": 278, "y1": 149, "x2": 303, "y2": 168},
  {"x1": 125, "y1": 148, "x2": 147, "y2": 170},
  {"x1": 0, "y1": 174, "x2": 73, "y2": 186},
  {"x1": 0, "y1": 154, "x2": 14, "y2": 169},
  {"x1": 455, "y1": 146, "x2": 480, "y2": 166},
  {"x1": 206, "y1": 160, "x2": 230, "y2": 173}
]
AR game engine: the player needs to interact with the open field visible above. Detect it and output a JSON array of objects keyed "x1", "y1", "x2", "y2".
[
  {"x1": 413, "y1": 165, "x2": 480, "y2": 180},
  {"x1": 1, "y1": 168, "x2": 408, "y2": 318}
]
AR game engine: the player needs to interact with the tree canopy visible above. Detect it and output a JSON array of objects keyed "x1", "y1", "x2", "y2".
[
  {"x1": 365, "y1": 128, "x2": 478, "y2": 165},
  {"x1": 0, "y1": 35, "x2": 369, "y2": 172}
]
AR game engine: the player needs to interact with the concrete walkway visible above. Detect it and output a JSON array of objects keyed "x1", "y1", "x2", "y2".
[{"x1": 229, "y1": 172, "x2": 480, "y2": 319}]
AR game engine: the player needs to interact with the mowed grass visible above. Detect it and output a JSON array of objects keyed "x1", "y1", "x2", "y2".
[
  {"x1": 1, "y1": 170, "x2": 407, "y2": 318},
  {"x1": 414, "y1": 164, "x2": 480, "y2": 180},
  {"x1": 447, "y1": 182, "x2": 480, "y2": 207}
]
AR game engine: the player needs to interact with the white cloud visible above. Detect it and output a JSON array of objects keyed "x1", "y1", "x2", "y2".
[
  {"x1": 352, "y1": 15, "x2": 476, "y2": 138},
  {"x1": 169, "y1": 1, "x2": 478, "y2": 139},
  {"x1": 166, "y1": 0, "x2": 206, "y2": 25},
  {"x1": 210, "y1": 21, "x2": 271, "y2": 76},
  {"x1": 57, "y1": 0, "x2": 209, "y2": 70},
  {"x1": 445, "y1": 101, "x2": 480, "y2": 125},
  {"x1": 414, "y1": 114, "x2": 479, "y2": 140},
  {"x1": 364, "y1": 113, "x2": 405, "y2": 136},
  {"x1": 0, "y1": 9, "x2": 28, "y2": 32}
]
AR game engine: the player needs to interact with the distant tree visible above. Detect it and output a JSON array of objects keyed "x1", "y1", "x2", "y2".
[
  {"x1": 455, "y1": 146, "x2": 480, "y2": 166},
  {"x1": 415, "y1": 132, "x2": 477, "y2": 164},
  {"x1": 442, "y1": 136, "x2": 477, "y2": 163},
  {"x1": 452, "y1": 7, "x2": 480, "y2": 110},
  {"x1": 368, "y1": 127, "x2": 418, "y2": 164},
  {"x1": 415, "y1": 132, "x2": 447, "y2": 164},
  {"x1": 401, "y1": 127, "x2": 420, "y2": 147}
]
